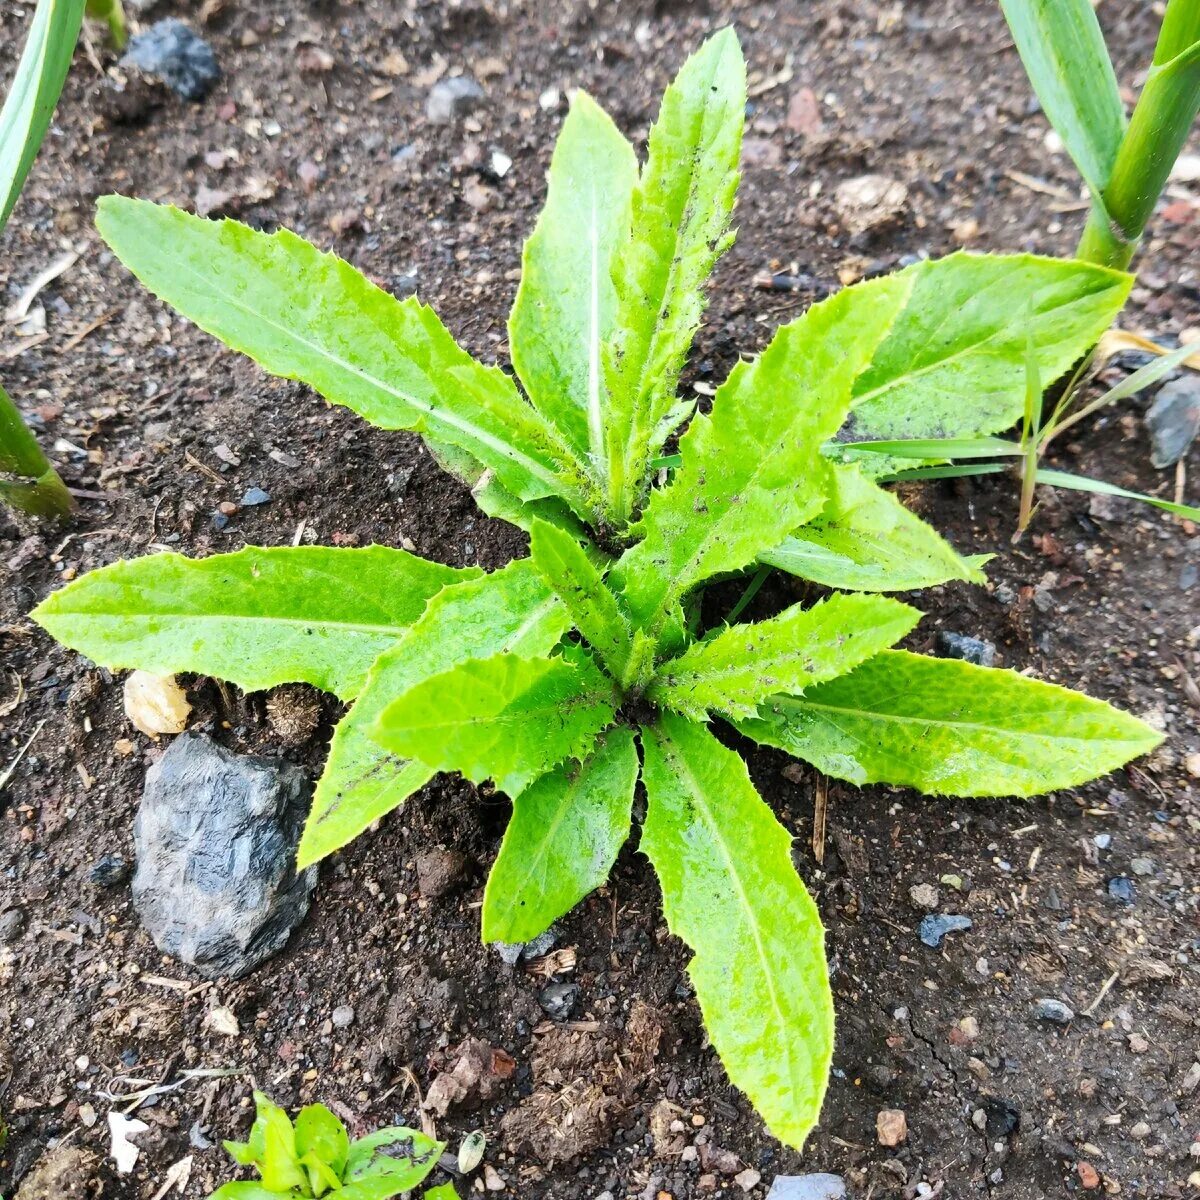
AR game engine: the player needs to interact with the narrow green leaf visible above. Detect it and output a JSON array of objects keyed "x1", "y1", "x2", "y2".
[
  {"x1": 482, "y1": 726, "x2": 637, "y2": 944},
  {"x1": 529, "y1": 519, "x2": 633, "y2": 681},
  {"x1": 1036, "y1": 466, "x2": 1200, "y2": 521},
  {"x1": 739, "y1": 649, "x2": 1162, "y2": 798},
  {"x1": 94, "y1": 197, "x2": 599, "y2": 522},
  {"x1": 649, "y1": 593, "x2": 920, "y2": 720},
  {"x1": 298, "y1": 560, "x2": 568, "y2": 868},
  {"x1": 294, "y1": 1105, "x2": 349, "y2": 1179},
  {"x1": 0, "y1": 0, "x2": 85, "y2": 233},
  {"x1": 606, "y1": 27, "x2": 746, "y2": 521},
  {"x1": 839, "y1": 436, "x2": 1024, "y2": 459},
  {"x1": 760, "y1": 464, "x2": 987, "y2": 592},
  {"x1": 847, "y1": 253, "x2": 1131, "y2": 440},
  {"x1": 640, "y1": 714, "x2": 833, "y2": 1150},
  {"x1": 374, "y1": 650, "x2": 616, "y2": 797},
  {"x1": 31, "y1": 546, "x2": 472, "y2": 702},
  {"x1": 509, "y1": 91, "x2": 636, "y2": 480},
  {"x1": 999, "y1": 0, "x2": 1125, "y2": 198},
  {"x1": 614, "y1": 273, "x2": 913, "y2": 636}
]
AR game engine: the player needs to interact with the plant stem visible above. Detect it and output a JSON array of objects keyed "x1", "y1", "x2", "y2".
[
  {"x1": 1076, "y1": 0, "x2": 1200, "y2": 269},
  {"x1": 0, "y1": 384, "x2": 72, "y2": 522}
]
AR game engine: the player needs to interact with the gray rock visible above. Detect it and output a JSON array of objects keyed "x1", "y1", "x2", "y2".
[
  {"x1": 426, "y1": 76, "x2": 484, "y2": 123},
  {"x1": 133, "y1": 733, "x2": 316, "y2": 979},
  {"x1": 88, "y1": 853, "x2": 130, "y2": 888},
  {"x1": 919, "y1": 913, "x2": 972, "y2": 948},
  {"x1": 331, "y1": 1005, "x2": 355, "y2": 1029},
  {"x1": 494, "y1": 926, "x2": 558, "y2": 966},
  {"x1": 1146, "y1": 377, "x2": 1200, "y2": 468},
  {"x1": 0, "y1": 908, "x2": 26, "y2": 944},
  {"x1": 1033, "y1": 998, "x2": 1075, "y2": 1024},
  {"x1": 538, "y1": 981, "x2": 579, "y2": 1020},
  {"x1": 936, "y1": 630, "x2": 996, "y2": 668},
  {"x1": 766, "y1": 1175, "x2": 847, "y2": 1200},
  {"x1": 123, "y1": 20, "x2": 220, "y2": 102}
]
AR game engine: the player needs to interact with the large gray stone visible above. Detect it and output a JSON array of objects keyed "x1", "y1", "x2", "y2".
[{"x1": 133, "y1": 734, "x2": 316, "y2": 979}]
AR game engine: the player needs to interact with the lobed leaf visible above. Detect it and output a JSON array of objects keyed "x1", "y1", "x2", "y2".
[
  {"x1": 614, "y1": 273, "x2": 913, "y2": 637},
  {"x1": 31, "y1": 546, "x2": 471, "y2": 702},
  {"x1": 605, "y1": 27, "x2": 746, "y2": 521},
  {"x1": 649, "y1": 593, "x2": 921, "y2": 721},
  {"x1": 298, "y1": 560, "x2": 568, "y2": 868},
  {"x1": 739, "y1": 649, "x2": 1162, "y2": 797},
  {"x1": 373, "y1": 649, "x2": 617, "y2": 797},
  {"x1": 846, "y1": 253, "x2": 1131, "y2": 441},
  {"x1": 640, "y1": 714, "x2": 833, "y2": 1149},
  {"x1": 481, "y1": 726, "x2": 638, "y2": 944},
  {"x1": 759, "y1": 464, "x2": 987, "y2": 592},
  {"x1": 998, "y1": 0, "x2": 1125, "y2": 199},
  {"x1": 529, "y1": 519, "x2": 634, "y2": 681},
  {"x1": 509, "y1": 91, "x2": 637, "y2": 481},
  {"x1": 0, "y1": 0, "x2": 85, "y2": 233},
  {"x1": 95, "y1": 197, "x2": 600, "y2": 523}
]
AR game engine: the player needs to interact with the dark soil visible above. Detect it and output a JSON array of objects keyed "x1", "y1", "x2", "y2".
[{"x1": 2, "y1": 1, "x2": 1199, "y2": 1197}]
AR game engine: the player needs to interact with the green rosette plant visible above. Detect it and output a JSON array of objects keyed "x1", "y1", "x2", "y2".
[{"x1": 33, "y1": 30, "x2": 1160, "y2": 1147}]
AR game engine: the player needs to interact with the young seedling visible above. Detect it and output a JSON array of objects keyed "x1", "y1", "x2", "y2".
[
  {"x1": 1001, "y1": 0, "x2": 1200, "y2": 271},
  {"x1": 212, "y1": 1092, "x2": 442, "y2": 1200},
  {"x1": 86, "y1": 0, "x2": 127, "y2": 50},
  {"x1": 0, "y1": 0, "x2": 85, "y2": 523},
  {"x1": 33, "y1": 31, "x2": 1162, "y2": 1146}
]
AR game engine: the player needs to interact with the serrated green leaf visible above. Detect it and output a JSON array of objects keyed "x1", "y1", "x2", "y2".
[
  {"x1": 847, "y1": 253, "x2": 1131, "y2": 440},
  {"x1": 605, "y1": 27, "x2": 746, "y2": 522},
  {"x1": 640, "y1": 714, "x2": 833, "y2": 1150},
  {"x1": 1, "y1": 0, "x2": 85, "y2": 233},
  {"x1": 374, "y1": 650, "x2": 616, "y2": 797},
  {"x1": 614, "y1": 272, "x2": 913, "y2": 637},
  {"x1": 94, "y1": 197, "x2": 600, "y2": 523},
  {"x1": 529, "y1": 519, "x2": 633, "y2": 681},
  {"x1": 649, "y1": 593, "x2": 920, "y2": 720},
  {"x1": 294, "y1": 1104, "x2": 349, "y2": 1180},
  {"x1": 298, "y1": 560, "x2": 569, "y2": 868},
  {"x1": 31, "y1": 546, "x2": 471, "y2": 702},
  {"x1": 509, "y1": 91, "x2": 636, "y2": 481},
  {"x1": 221, "y1": 1139, "x2": 257, "y2": 1168},
  {"x1": 482, "y1": 726, "x2": 637, "y2": 944},
  {"x1": 759, "y1": 464, "x2": 987, "y2": 592},
  {"x1": 739, "y1": 649, "x2": 1162, "y2": 797},
  {"x1": 999, "y1": 0, "x2": 1125, "y2": 199}
]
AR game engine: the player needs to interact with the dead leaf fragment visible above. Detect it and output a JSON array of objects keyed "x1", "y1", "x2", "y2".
[
  {"x1": 205, "y1": 1006, "x2": 240, "y2": 1037},
  {"x1": 423, "y1": 1037, "x2": 515, "y2": 1116},
  {"x1": 108, "y1": 1110, "x2": 149, "y2": 1174},
  {"x1": 124, "y1": 671, "x2": 191, "y2": 737}
]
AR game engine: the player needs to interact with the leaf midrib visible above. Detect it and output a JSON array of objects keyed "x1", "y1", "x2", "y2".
[{"x1": 49, "y1": 610, "x2": 414, "y2": 638}]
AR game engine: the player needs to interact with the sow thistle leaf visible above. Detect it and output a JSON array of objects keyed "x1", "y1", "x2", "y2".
[
  {"x1": 529, "y1": 519, "x2": 635, "y2": 681},
  {"x1": 95, "y1": 197, "x2": 599, "y2": 522},
  {"x1": 31, "y1": 546, "x2": 471, "y2": 701},
  {"x1": 847, "y1": 253, "x2": 1131, "y2": 441},
  {"x1": 615, "y1": 273, "x2": 913, "y2": 634},
  {"x1": 342, "y1": 1128, "x2": 444, "y2": 1197},
  {"x1": 739, "y1": 649, "x2": 1162, "y2": 798},
  {"x1": 649, "y1": 593, "x2": 921, "y2": 721},
  {"x1": 481, "y1": 726, "x2": 637, "y2": 944},
  {"x1": 606, "y1": 26, "x2": 746, "y2": 519},
  {"x1": 509, "y1": 91, "x2": 636, "y2": 477},
  {"x1": 640, "y1": 715, "x2": 833, "y2": 1150},
  {"x1": 299, "y1": 561, "x2": 568, "y2": 868},
  {"x1": 374, "y1": 650, "x2": 617, "y2": 797},
  {"x1": 760, "y1": 464, "x2": 988, "y2": 592}
]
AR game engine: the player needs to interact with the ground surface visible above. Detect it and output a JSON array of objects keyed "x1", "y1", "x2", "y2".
[{"x1": 1, "y1": 1, "x2": 1199, "y2": 1197}]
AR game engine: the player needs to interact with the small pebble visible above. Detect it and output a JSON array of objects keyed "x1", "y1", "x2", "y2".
[
  {"x1": 331, "y1": 1005, "x2": 355, "y2": 1029},
  {"x1": 734, "y1": 1168, "x2": 761, "y2": 1192},
  {"x1": 241, "y1": 486, "x2": 270, "y2": 506},
  {"x1": 0, "y1": 908, "x2": 26, "y2": 943},
  {"x1": 765, "y1": 1175, "x2": 847, "y2": 1200},
  {"x1": 483, "y1": 1163, "x2": 505, "y2": 1192},
  {"x1": 919, "y1": 913, "x2": 972, "y2": 948},
  {"x1": 88, "y1": 854, "x2": 131, "y2": 887},
  {"x1": 936, "y1": 630, "x2": 996, "y2": 667},
  {"x1": 1130, "y1": 857, "x2": 1155, "y2": 877},
  {"x1": 1033, "y1": 998, "x2": 1074, "y2": 1024},
  {"x1": 538, "y1": 981, "x2": 579, "y2": 1020},
  {"x1": 1077, "y1": 1160, "x2": 1100, "y2": 1190},
  {"x1": 427, "y1": 76, "x2": 484, "y2": 123},
  {"x1": 908, "y1": 883, "x2": 939, "y2": 910},
  {"x1": 876, "y1": 1108, "x2": 907, "y2": 1147},
  {"x1": 123, "y1": 19, "x2": 220, "y2": 101},
  {"x1": 1107, "y1": 876, "x2": 1137, "y2": 904}
]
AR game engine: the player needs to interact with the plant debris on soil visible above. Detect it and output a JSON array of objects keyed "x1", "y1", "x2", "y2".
[{"x1": 1, "y1": 1, "x2": 1198, "y2": 1198}]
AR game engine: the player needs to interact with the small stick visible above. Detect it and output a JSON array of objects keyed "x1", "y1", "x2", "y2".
[
  {"x1": 812, "y1": 774, "x2": 828, "y2": 865},
  {"x1": 1082, "y1": 970, "x2": 1119, "y2": 1018}
]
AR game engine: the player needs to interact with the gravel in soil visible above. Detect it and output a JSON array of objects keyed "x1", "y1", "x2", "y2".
[{"x1": 1, "y1": 1, "x2": 1199, "y2": 1197}]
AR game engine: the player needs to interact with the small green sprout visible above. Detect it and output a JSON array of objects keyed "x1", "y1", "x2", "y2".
[{"x1": 212, "y1": 1092, "x2": 443, "y2": 1200}]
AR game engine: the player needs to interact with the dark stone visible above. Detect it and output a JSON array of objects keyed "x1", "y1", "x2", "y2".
[
  {"x1": 936, "y1": 630, "x2": 996, "y2": 667},
  {"x1": 87, "y1": 853, "x2": 131, "y2": 888},
  {"x1": 0, "y1": 907, "x2": 27, "y2": 943},
  {"x1": 1146, "y1": 377, "x2": 1200, "y2": 468},
  {"x1": 981, "y1": 1097, "x2": 1020, "y2": 1138},
  {"x1": 1033, "y1": 998, "x2": 1075, "y2": 1024},
  {"x1": 132, "y1": 733, "x2": 316, "y2": 979},
  {"x1": 918, "y1": 913, "x2": 972, "y2": 948},
  {"x1": 415, "y1": 846, "x2": 470, "y2": 899},
  {"x1": 538, "y1": 981, "x2": 579, "y2": 1020},
  {"x1": 1107, "y1": 876, "x2": 1136, "y2": 905},
  {"x1": 123, "y1": 20, "x2": 221, "y2": 102}
]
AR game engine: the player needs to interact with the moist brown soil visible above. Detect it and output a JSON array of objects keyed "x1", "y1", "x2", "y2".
[{"x1": 1, "y1": 2, "x2": 1198, "y2": 1197}]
